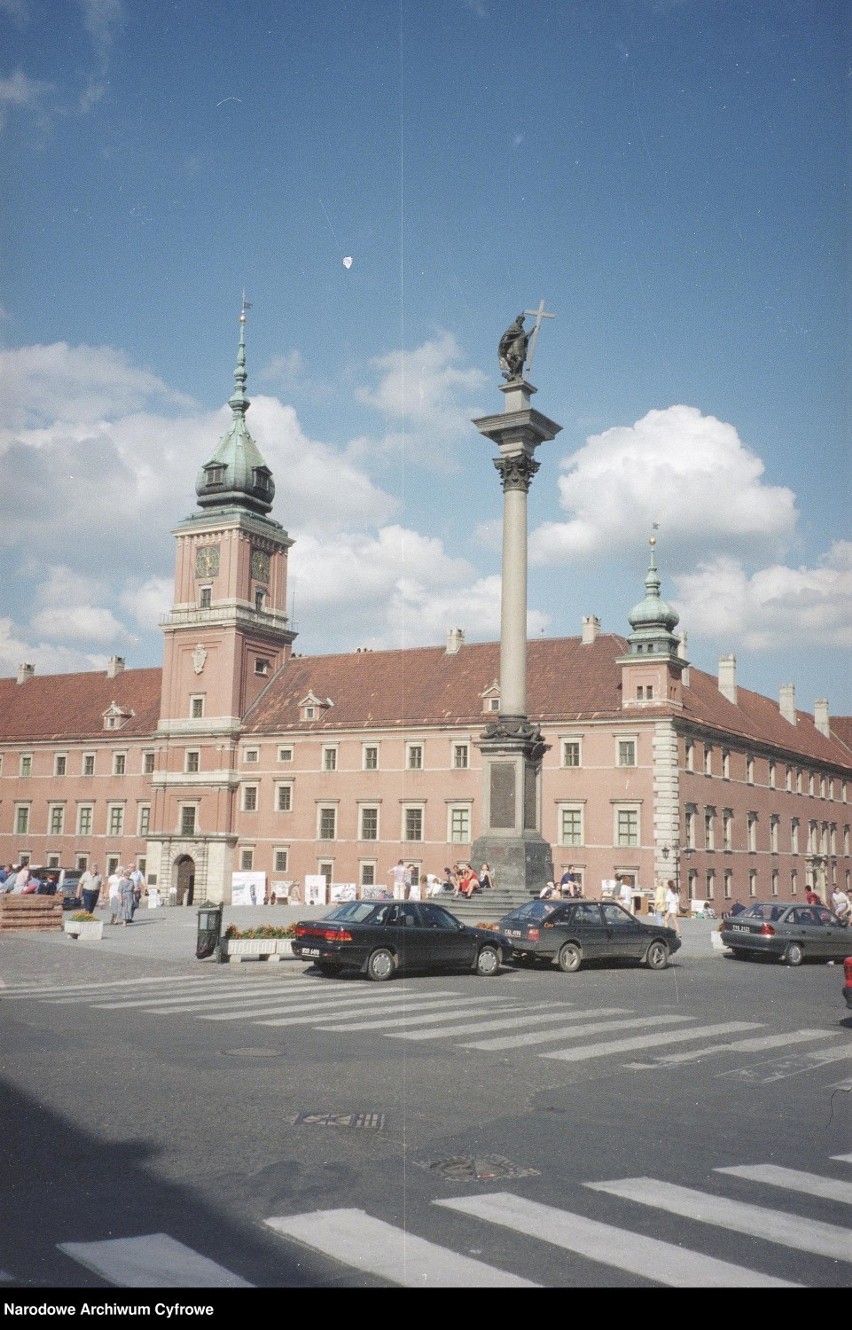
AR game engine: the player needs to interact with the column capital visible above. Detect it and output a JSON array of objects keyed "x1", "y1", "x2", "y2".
[{"x1": 494, "y1": 453, "x2": 540, "y2": 493}]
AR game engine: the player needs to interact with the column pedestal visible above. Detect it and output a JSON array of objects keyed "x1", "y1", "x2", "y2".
[{"x1": 470, "y1": 715, "x2": 553, "y2": 895}]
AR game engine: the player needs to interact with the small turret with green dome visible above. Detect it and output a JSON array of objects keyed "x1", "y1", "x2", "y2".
[
  {"x1": 625, "y1": 533, "x2": 681, "y2": 659},
  {"x1": 195, "y1": 298, "x2": 275, "y2": 516}
]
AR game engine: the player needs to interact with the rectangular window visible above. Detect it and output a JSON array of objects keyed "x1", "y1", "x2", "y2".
[
  {"x1": 450, "y1": 806, "x2": 470, "y2": 843},
  {"x1": 360, "y1": 806, "x2": 379, "y2": 840},
  {"x1": 243, "y1": 748, "x2": 259, "y2": 763},
  {"x1": 748, "y1": 812, "x2": 758, "y2": 852},
  {"x1": 706, "y1": 870, "x2": 715, "y2": 901},
  {"x1": 15, "y1": 806, "x2": 29, "y2": 835},
  {"x1": 76, "y1": 855, "x2": 88, "y2": 872},
  {"x1": 453, "y1": 743, "x2": 469, "y2": 770},
  {"x1": 77, "y1": 805, "x2": 93, "y2": 836},
  {"x1": 723, "y1": 810, "x2": 733, "y2": 851},
  {"x1": 724, "y1": 870, "x2": 733, "y2": 900},
  {"x1": 747, "y1": 756, "x2": 755, "y2": 784},
  {"x1": 49, "y1": 806, "x2": 64, "y2": 836},
  {"x1": 199, "y1": 586, "x2": 212, "y2": 609},
  {"x1": 704, "y1": 745, "x2": 713, "y2": 776},
  {"x1": 83, "y1": 753, "x2": 95, "y2": 776},
  {"x1": 771, "y1": 869, "x2": 779, "y2": 897},
  {"x1": 562, "y1": 741, "x2": 581, "y2": 768},
  {"x1": 20, "y1": 755, "x2": 31, "y2": 778},
  {"x1": 786, "y1": 765, "x2": 793, "y2": 792},
  {"x1": 704, "y1": 808, "x2": 715, "y2": 851},
  {"x1": 685, "y1": 806, "x2": 696, "y2": 850},
  {"x1": 791, "y1": 869, "x2": 798, "y2": 897},
  {"x1": 318, "y1": 861, "x2": 333, "y2": 886},
  {"x1": 180, "y1": 806, "x2": 196, "y2": 836},
  {"x1": 274, "y1": 849, "x2": 289, "y2": 873},
  {"x1": 560, "y1": 807, "x2": 583, "y2": 846},
  {"x1": 407, "y1": 744, "x2": 423, "y2": 770},
  {"x1": 55, "y1": 754, "x2": 67, "y2": 777},
  {"x1": 617, "y1": 739, "x2": 636, "y2": 768},
  {"x1": 185, "y1": 750, "x2": 200, "y2": 774},
  {"x1": 404, "y1": 807, "x2": 423, "y2": 842},
  {"x1": 769, "y1": 761, "x2": 776, "y2": 789},
  {"x1": 722, "y1": 750, "x2": 730, "y2": 779},
  {"x1": 242, "y1": 785, "x2": 258, "y2": 812},
  {"x1": 360, "y1": 862, "x2": 376, "y2": 886},
  {"x1": 106, "y1": 856, "x2": 119, "y2": 877},
  {"x1": 254, "y1": 657, "x2": 268, "y2": 676},
  {"x1": 108, "y1": 805, "x2": 124, "y2": 837},
  {"x1": 791, "y1": 818, "x2": 799, "y2": 854},
  {"x1": 749, "y1": 870, "x2": 758, "y2": 898},
  {"x1": 363, "y1": 746, "x2": 378, "y2": 770},
  {"x1": 685, "y1": 740, "x2": 694, "y2": 772},
  {"x1": 318, "y1": 807, "x2": 337, "y2": 840},
  {"x1": 616, "y1": 808, "x2": 638, "y2": 847},
  {"x1": 240, "y1": 849, "x2": 254, "y2": 871},
  {"x1": 276, "y1": 784, "x2": 292, "y2": 812},
  {"x1": 278, "y1": 747, "x2": 293, "y2": 763},
  {"x1": 113, "y1": 752, "x2": 126, "y2": 775},
  {"x1": 143, "y1": 751, "x2": 155, "y2": 774},
  {"x1": 770, "y1": 815, "x2": 779, "y2": 853},
  {"x1": 138, "y1": 805, "x2": 150, "y2": 837},
  {"x1": 322, "y1": 747, "x2": 337, "y2": 772},
  {"x1": 191, "y1": 696, "x2": 204, "y2": 719}
]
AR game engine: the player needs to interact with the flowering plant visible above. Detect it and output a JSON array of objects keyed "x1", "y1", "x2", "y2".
[
  {"x1": 475, "y1": 921, "x2": 500, "y2": 932},
  {"x1": 70, "y1": 911, "x2": 97, "y2": 923},
  {"x1": 224, "y1": 923, "x2": 297, "y2": 940}
]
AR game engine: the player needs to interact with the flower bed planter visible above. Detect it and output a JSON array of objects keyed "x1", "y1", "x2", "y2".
[
  {"x1": 64, "y1": 919, "x2": 104, "y2": 941},
  {"x1": 222, "y1": 937, "x2": 295, "y2": 964}
]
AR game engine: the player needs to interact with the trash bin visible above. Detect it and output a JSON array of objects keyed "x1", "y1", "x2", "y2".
[{"x1": 196, "y1": 901, "x2": 223, "y2": 961}]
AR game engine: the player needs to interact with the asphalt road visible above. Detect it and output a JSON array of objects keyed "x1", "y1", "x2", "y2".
[{"x1": 0, "y1": 906, "x2": 849, "y2": 1300}]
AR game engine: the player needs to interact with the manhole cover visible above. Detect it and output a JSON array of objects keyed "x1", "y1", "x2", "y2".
[
  {"x1": 417, "y1": 1154, "x2": 540, "y2": 1182},
  {"x1": 221, "y1": 1047, "x2": 283, "y2": 1058},
  {"x1": 293, "y1": 1111, "x2": 385, "y2": 1130}
]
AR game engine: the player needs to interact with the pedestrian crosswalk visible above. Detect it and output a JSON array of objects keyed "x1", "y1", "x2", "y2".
[
  {"x1": 1, "y1": 970, "x2": 849, "y2": 1078},
  {"x1": 28, "y1": 1153, "x2": 852, "y2": 1287}
]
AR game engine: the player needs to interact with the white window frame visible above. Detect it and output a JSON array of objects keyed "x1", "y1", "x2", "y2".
[
  {"x1": 107, "y1": 803, "x2": 125, "y2": 837},
  {"x1": 113, "y1": 751, "x2": 127, "y2": 776},
  {"x1": 617, "y1": 737, "x2": 637, "y2": 768},
  {"x1": 138, "y1": 804, "x2": 151, "y2": 837},
  {"x1": 406, "y1": 743, "x2": 423, "y2": 771},
  {"x1": 179, "y1": 805, "x2": 198, "y2": 836},
  {"x1": 54, "y1": 753, "x2": 67, "y2": 777},
  {"x1": 559, "y1": 804, "x2": 584, "y2": 847},
  {"x1": 360, "y1": 860, "x2": 377, "y2": 887},
  {"x1": 190, "y1": 695, "x2": 205, "y2": 719},
  {"x1": 240, "y1": 848, "x2": 254, "y2": 871},
  {"x1": 19, "y1": 754, "x2": 32, "y2": 778},
  {"x1": 243, "y1": 748, "x2": 259, "y2": 764},
  {"x1": 77, "y1": 804, "x2": 94, "y2": 836},
  {"x1": 278, "y1": 746, "x2": 293, "y2": 763},
  {"x1": 48, "y1": 804, "x2": 65, "y2": 836},
  {"x1": 83, "y1": 752, "x2": 95, "y2": 776},
  {"x1": 614, "y1": 804, "x2": 640, "y2": 848},
  {"x1": 363, "y1": 744, "x2": 379, "y2": 771},
  {"x1": 448, "y1": 804, "x2": 471, "y2": 843},
  {"x1": 322, "y1": 745, "x2": 338, "y2": 772},
  {"x1": 14, "y1": 804, "x2": 30, "y2": 835},
  {"x1": 452, "y1": 743, "x2": 470, "y2": 770},
  {"x1": 185, "y1": 749, "x2": 201, "y2": 774},
  {"x1": 359, "y1": 805, "x2": 379, "y2": 841},
  {"x1": 273, "y1": 847, "x2": 289, "y2": 874},
  {"x1": 317, "y1": 805, "x2": 338, "y2": 841},
  {"x1": 275, "y1": 782, "x2": 293, "y2": 813},
  {"x1": 561, "y1": 739, "x2": 582, "y2": 768}
]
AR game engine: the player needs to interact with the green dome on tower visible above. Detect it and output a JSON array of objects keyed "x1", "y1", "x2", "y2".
[{"x1": 625, "y1": 535, "x2": 681, "y2": 659}]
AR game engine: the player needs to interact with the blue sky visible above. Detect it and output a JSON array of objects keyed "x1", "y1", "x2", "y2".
[{"x1": 1, "y1": 0, "x2": 849, "y2": 714}]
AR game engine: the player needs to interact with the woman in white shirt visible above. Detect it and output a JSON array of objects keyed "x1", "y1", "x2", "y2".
[{"x1": 663, "y1": 880, "x2": 681, "y2": 937}]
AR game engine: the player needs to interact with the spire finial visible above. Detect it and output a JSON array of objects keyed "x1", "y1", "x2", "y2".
[{"x1": 230, "y1": 293, "x2": 252, "y2": 417}]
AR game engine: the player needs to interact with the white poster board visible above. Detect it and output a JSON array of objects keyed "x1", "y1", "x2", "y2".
[
  {"x1": 601, "y1": 879, "x2": 617, "y2": 898},
  {"x1": 147, "y1": 888, "x2": 161, "y2": 909},
  {"x1": 361, "y1": 884, "x2": 386, "y2": 901},
  {"x1": 231, "y1": 871, "x2": 266, "y2": 906},
  {"x1": 304, "y1": 874, "x2": 327, "y2": 906},
  {"x1": 330, "y1": 882, "x2": 357, "y2": 902}
]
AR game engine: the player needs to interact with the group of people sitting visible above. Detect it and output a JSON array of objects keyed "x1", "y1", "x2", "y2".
[
  {"x1": 540, "y1": 866, "x2": 583, "y2": 900},
  {"x1": 0, "y1": 864, "x2": 60, "y2": 895}
]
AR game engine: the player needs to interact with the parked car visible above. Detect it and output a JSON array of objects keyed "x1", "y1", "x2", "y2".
[
  {"x1": 719, "y1": 902, "x2": 850, "y2": 966},
  {"x1": 843, "y1": 957, "x2": 852, "y2": 1010},
  {"x1": 292, "y1": 900, "x2": 509, "y2": 980},
  {"x1": 499, "y1": 899, "x2": 681, "y2": 972}
]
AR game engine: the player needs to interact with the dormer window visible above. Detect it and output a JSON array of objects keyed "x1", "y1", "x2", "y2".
[
  {"x1": 299, "y1": 691, "x2": 332, "y2": 723},
  {"x1": 103, "y1": 702, "x2": 133, "y2": 731},
  {"x1": 205, "y1": 464, "x2": 225, "y2": 486},
  {"x1": 252, "y1": 466, "x2": 272, "y2": 494},
  {"x1": 481, "y1": 681, "x2": 501, "y2": 714}
]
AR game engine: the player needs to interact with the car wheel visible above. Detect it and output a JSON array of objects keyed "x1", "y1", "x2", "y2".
[
  {"x1": 475, "y1": 945, "x2": 500, "y2": 977},
  {"x1": 366, "y1": 947, "x2": 396, "y2": 981},
  {"x1": 784, "y1": 942, "x2": 805, "y2": 967},
  {"x1": 316, "y1": 963, "x2": 342, "y2": 977},
  {"x1": 645, "y1": 940, "x2": 670, "y2": 970},
  {"x1": 557, "y1": 942, "x2": 582, "y2": 973}
]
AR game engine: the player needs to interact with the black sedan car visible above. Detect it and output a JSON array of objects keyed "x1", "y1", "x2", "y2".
[
  {"x1": 720, "y1": 902, "x2": 850, "y2": 965},
  {"x1": 499, "y1": 899, "x2": 681, "y2": 972},
  {"x1": 292, "y1": 900, "x2": 509, "y2": 980}
]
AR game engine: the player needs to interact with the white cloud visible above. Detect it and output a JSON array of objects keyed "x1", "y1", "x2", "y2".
[
  {"x1": 0, "y1": 616, "x2": 108, "y2": 677},
  {"x1": 29, "y1": 604, "x2": 129, "y2": 643},
  {"x1": 529, "y1": 405, "x2": 797, "y2": 566},
  {"x1": 0, "y1": 68, "x2": 53, "y2": 128},
  {"x1": 355, "y1": 332, "x2": 487, "y2": 466},
  {"x1": 119, "y1": 577, "x2": 173, "y2": 632},
  {"x1": 673, "y1": 542, "x2": 852, "y2": 650}
]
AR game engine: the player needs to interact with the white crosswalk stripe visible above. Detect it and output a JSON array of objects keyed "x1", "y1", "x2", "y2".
[
  {"x1": 541, "y1": 1020, "x2": 762, "y2": 1061},
  {"x1": 458, "y1": 1011, "x2": 691, "y2": 1050},
  {"x1": 255, "y1": 996, "x2": 522, "y2": 1028},
  {"x1": 204, "y1": 992, "x2": 512, "y2": 1023},
  {"x1": 317, "y1": 999, "x2": 557, "y2": 1034},
  {"x1": 435, "y1": 1192, "x2": 799, "y2": 1288},
  {"x1": 715, "y1": 1164, "x2": 852, "y2": 1205},
  {"x1": 638, "y1": 1028, "x2": 841, "y2": 1065},
  {"x1": 586, "y1": 1177, "x2": 852, "y2": 1260},
  {"x1": 263, "y1": 1208, "x2": 538, "y2": 1287},
  {"x1": 58, "y1": 1234, "x2": 252, "y2": 1288}
]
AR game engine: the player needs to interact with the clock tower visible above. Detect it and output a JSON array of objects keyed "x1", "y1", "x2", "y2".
[{"x1": 148, "y1": 303, "x2": 296, "y2": 902}]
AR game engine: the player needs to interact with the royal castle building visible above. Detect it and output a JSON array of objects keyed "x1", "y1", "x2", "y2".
[{"x1": 1, "y1": 317, "x2": 850, "y2": 906}]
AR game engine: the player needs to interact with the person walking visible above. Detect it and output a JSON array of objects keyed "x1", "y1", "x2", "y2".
[
  {"x1": 831, "y1": 886, "x2": 850, "y2": 924},
  {"x1": 653, "y1": 879, "x2": 667, "y2": 924},
  {"x1": 116, "y1": 868, "x2": 134, "y2": 927},
  {"x1": 107, "y1": 867, "x2": 122, "y2": 924},
  {"x1": 130, "y1": 864, "x2": 146, "y2": 917},
  {"x1": 387, "y1": 859, "x2": 407, "y2": 900},
  {"x1": 80, "y1": 864, "x2": 102, "y2": 914},
  {"x1": 663, "y1": 879, "x2": 681, "y2": 937}
]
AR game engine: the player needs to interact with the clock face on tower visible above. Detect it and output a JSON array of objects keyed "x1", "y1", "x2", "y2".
[
  {"x1": 251, "y1": 548, "x2": 270, "y2": 583},
  {"x1": 195, "y1": 544, "x2": 220, "y2": 578}
]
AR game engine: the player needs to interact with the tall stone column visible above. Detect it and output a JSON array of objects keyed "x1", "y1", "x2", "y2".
[{"x1": 470, "y1": 378, "x2": 562, "y2": 895}]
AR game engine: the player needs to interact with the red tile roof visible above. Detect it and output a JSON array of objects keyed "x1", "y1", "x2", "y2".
[{"x1": 0, "y1": 668, "x2": 162, "y2": 742}]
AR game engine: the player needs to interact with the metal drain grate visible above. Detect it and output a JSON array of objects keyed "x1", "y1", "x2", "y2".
[
  {"x1": 417, "y1": 1154, "x2": 540, "y2": 1182},
  {"x1": 293, "y1": 1111, "x2": 385, "y2": 1130}
]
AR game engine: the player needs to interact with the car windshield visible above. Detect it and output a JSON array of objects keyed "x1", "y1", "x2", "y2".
[
  {"x1": 504, "y1": 900, "x2": 558, "y2": 922},
  {"x1": 740, "y1": 903, "x2": 788, "y2": 922},
  {"x1": 322, "y1": 903, "x2": 381, "y2": 924}
]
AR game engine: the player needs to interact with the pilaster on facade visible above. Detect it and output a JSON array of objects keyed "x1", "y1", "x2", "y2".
[{"x1": 652, "y1": 718, "x2": 681, "y2": 877}]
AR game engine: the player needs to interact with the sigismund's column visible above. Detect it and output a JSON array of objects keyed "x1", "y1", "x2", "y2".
[{"x1": 470, "y1": 309, "x2": 562, "y2": 895}]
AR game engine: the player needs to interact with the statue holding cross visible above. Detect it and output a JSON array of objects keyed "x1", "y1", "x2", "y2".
[{"x1": 498, "y1": 300, "x2": 554, "y2": 381}]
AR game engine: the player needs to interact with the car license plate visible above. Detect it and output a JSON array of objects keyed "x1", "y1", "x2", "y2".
[
  {"x1": 731, "y1": 925, "x2": 749, "y2": 932},
  {"x1": 302, "y1": 947, "x2": 320, "y2": 957},
  {"x1": 508, "y1": 929, "x2": 522, "y2": 937}
]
